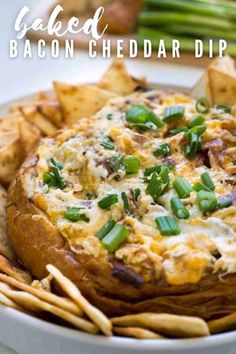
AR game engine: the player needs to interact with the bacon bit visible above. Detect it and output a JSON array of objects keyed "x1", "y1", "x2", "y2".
[
  {"x1": 204, "y1": 138, "x2": 225, "y2": 152},
  {"x1": 111, "y1": 261, "x2": 144, "y2": 289},
  {"x1": 132, "y1": 133, "x2": 149, "y2": 144}
]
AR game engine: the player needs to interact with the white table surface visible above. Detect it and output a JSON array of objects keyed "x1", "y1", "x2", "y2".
[{"x1": 0, "y1": 1, "x2": 203, "y2": 353}]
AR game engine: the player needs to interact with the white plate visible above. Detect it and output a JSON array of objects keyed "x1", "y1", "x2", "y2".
[{"x1": 1, "y1": 89, "x2": 236, "y2": 354}]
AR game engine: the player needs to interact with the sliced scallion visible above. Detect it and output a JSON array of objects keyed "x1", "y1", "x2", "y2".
[
  {"x1": 168, "y1": 126, "x2": 188, "y2": 136},
  {"x1": 163, "y1": 105, "x2": 185, "y2": 123},
  {"x1": 184, "y1": 133, "x2": 200, "y2": 158},
  {"x1": 201, "y1": 172, "x2": 215, "y2": 191},
  {"x1": 51, "y1": 166, "x2": 67, "y2": 190},
  {"x1": 126, "y1": 105, "x2": 163, "y2": 129},
  {"x1": 197, "y1": 190, "x2": 217, "y2": 212},
  {"x1": 134, "y1": 188, "x2": 141, "y2": 200},
  {"x1": 124, "y1": 156, "x2": 140, "y2": 174},
  {"x1": 153, "y1": 143, "x2": 171, "y2": 157},
  {"x1": 188, "y1": 115, "x2": 205, "y2": 128},
  {"x1": 64, "y1": 207, "x2": 89, "y2": 223},
  {"x1": 146, "y1": 172, "x2": 168, "y2": 202},
  {"x1": 101, "y1": 224, "x2": 129, "y2": 253},
  {"x1": 155, "y1": 216, "x2": 180, "y2": 236},
  {"x1": 195, "y1": 97, "x2": 210, "y2": 114},
  {"x1": 216, "y1": 104, "x2": 231, "y2": 114},
  {"x1": 100, "y1": 137, "x2": 115, "y2": 150},
  {"x1": 173, "y1": 178, "x2": 193, "y2": 199},
  {"x1": 170, "y1": 196, "x2": 190, "y2": 219},
  {"x1": 98, "y1": 194, "x2": 118, "y2": 209},
  {"x1": 193, "y1": 182, "x2": 212, "y2": 192},
  {"x1": 121, "y1": 192, "x2": 130, "y2": 213},
  {"x1": 43, "y1": 172, "x2": 56, "y2": 187},
  {"x1": 96, "y1": 219, "x2": 116, "y2": 240}
]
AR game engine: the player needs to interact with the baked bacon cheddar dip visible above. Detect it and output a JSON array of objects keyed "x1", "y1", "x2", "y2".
[{"x1": 1, "y1": 57, "x2": 236, "y2": 339}]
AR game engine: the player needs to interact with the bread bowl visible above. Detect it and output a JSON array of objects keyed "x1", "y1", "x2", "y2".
[{"x1": 6, "y1": 69, "x2": 236, "y2": 321}]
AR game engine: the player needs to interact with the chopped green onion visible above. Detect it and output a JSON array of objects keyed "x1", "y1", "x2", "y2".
[
  {"x1": 43, "y1": 172, "x2": 56, "y2": 187},
  {"x1": 197, "y1": 190, "x2": 217, "y2": 212},
  {"x1": 193, "y1": 182, "x2": 212, "y2": 192},
  {"x1": 201, "y1": 172, "x2": 215, "y2": 191},
  {"x1": 173, "y1": 178, "x2": 193, "y2": 199},
  {"x1": 126, "y1": 105, "x2": 163, "y2": 129},
  {"x1": 134, "y1": 188, "x2": 141, "y2": 200},
  {"x1": 121, "y1": 192, "x2": 130, "y2": 212},
  {"x1": 233, "y1": 160, "x2": 236, "y2": 166},
  {"x1": 184, "y1": 125, "x2": 206, "y2": 140},
  {"x1": 184, "y1": 133, "x2": 201, "y2": 158},
  {"x1": 216, "y1": 105, "x2": 231, "y2": 114},
  {"x1": 98, "y1": 194, "x2": 118, "y2": 209},
  {"x1": 144, "y1": 164, "x2": 171, "y2": 177},
  {"x1": 217, "y1": 198, "x2": 233, "y2": 209},
  {"x1": 188, "y1": 115, "x2": 205, "y2": 128},
  {"x1": 155, "y1": 216, "x2": 180, "y2": 236},
  {"x1": 100, "y1": 137, "x2": 115, "y2": 150},
  {"x1": 163, "y1": 105, "x2": 185, "y2": 123},
  {"x1": 170, "y1": 197, "x2": 190, "y2": 219},
  {"x1": 106, "y1": 113, "x2": 113, "y2": 120},
  {"x1": 101, "y1": 224, "x2": 129, "y2": 252},
  {"x1": 195, "y1": 97, "x2": 210, "y2": 114},
  {"x1": 146, "y1": 172, "x2": 168, "y2": 202},
  {"x1": 124, "y1": 156, "x2": 140, "y2": 174},
  {"x1": 51, "y1": 166, "x2": 67, "y2": 190},
  {"x1": 153, "y1": 143, "x2": 171, "y2": 157},
  {"x1": 64, "y1": 207, "x2": 89, "y2": 223},
  {"x1": 158, "y1": 165, "x2": 170, "y2": 184},
  {"x1": 169, "y1": 126, "x2": 188, "y2": 136},
  {"x1": 96, "y1": 219, "x2": 116, "y2": 240},
  {"x1": 48, "y1": 158, "x2": 64, "y2": 170}
]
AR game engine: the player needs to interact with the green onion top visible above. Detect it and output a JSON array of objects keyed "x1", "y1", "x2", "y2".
[
  {"x1": 134, "y1": 188, "x2": 141, "y2": 200},
  {"x1": 146, "y1": 172, "x2": 168, "y2": 202},
  {"x1": 43, "y1": 158, "x2": 66, "y2": 190},
  {"x1": 168, "y1": 126, "x2": 188, "y2": 136},
  {"x1": 96, "y1": 219, "x2": 116, "y2": 240},
  {"x1": 155, "y1": 216, "x2": 180, "y2": 236},
  {"x1": 124, "y1": 156, "x2": 140, "y2": 174},
  {"x1": 126, "y1": 105, "x2": 163, "y2": 130},
  {"x1": 98, "y1": 194, "x2": 118, "y2": 209},
  {"x1": 106, "y1": 113, "x2": 113, "y2": 120},
  {"x1": 197, "y1": 190, "x2": 217, "y2": 212},
  {"x1": 48, "y1": 158, "x2": 64, "y2": 170},
  {"x1": 170, "y1": 197, "x2": 190, "y2": 219},
  {"x1": 144, "y1": 164, "x2": 171, "y2": 177},
  {"x1": 43, "y1": 172, "x2": 56, "y2": 188},
  {"x1": 153, "y1": 143, "x2": 171, "y2": 157},
  {"x1": 184, "y1": 125, "x2": 206, "y2": 140},
  {"x1": 101, "y1": 223, "x2": 129, "y2": 253},
  {"x1": 173, "y1": 178, "x2": 193, "y2": 199},
  {"x1": 193, "y1": 182, "x2": 212, "y2": 192},
  {"x1": 188, "y1": 115, "x2": 205, "y2": 128},
  {"x1": 184, "y1": 133, "x2": 201, "y2": 158},
  {"x1": 163, "y1": 105, "x2": 185, "y2": 123},
  {"x1": 216, "y1": 104, "x2": 231, "y2": 114},
  {"x1": 121, "y1": 192, "x2": 130, "y2": 213},
  {"x1": 201, "y1": 172, "x2": 215, "y2": 191},
  {"x1": 195, "y1": 97, "x2": 210, "y2": 114},
  {"x1": 64, "y1": 207, "x2": 89, "y2": 222},
  {"x1": 100, "y1": 137, "x2": 115, "y2": 150}
]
